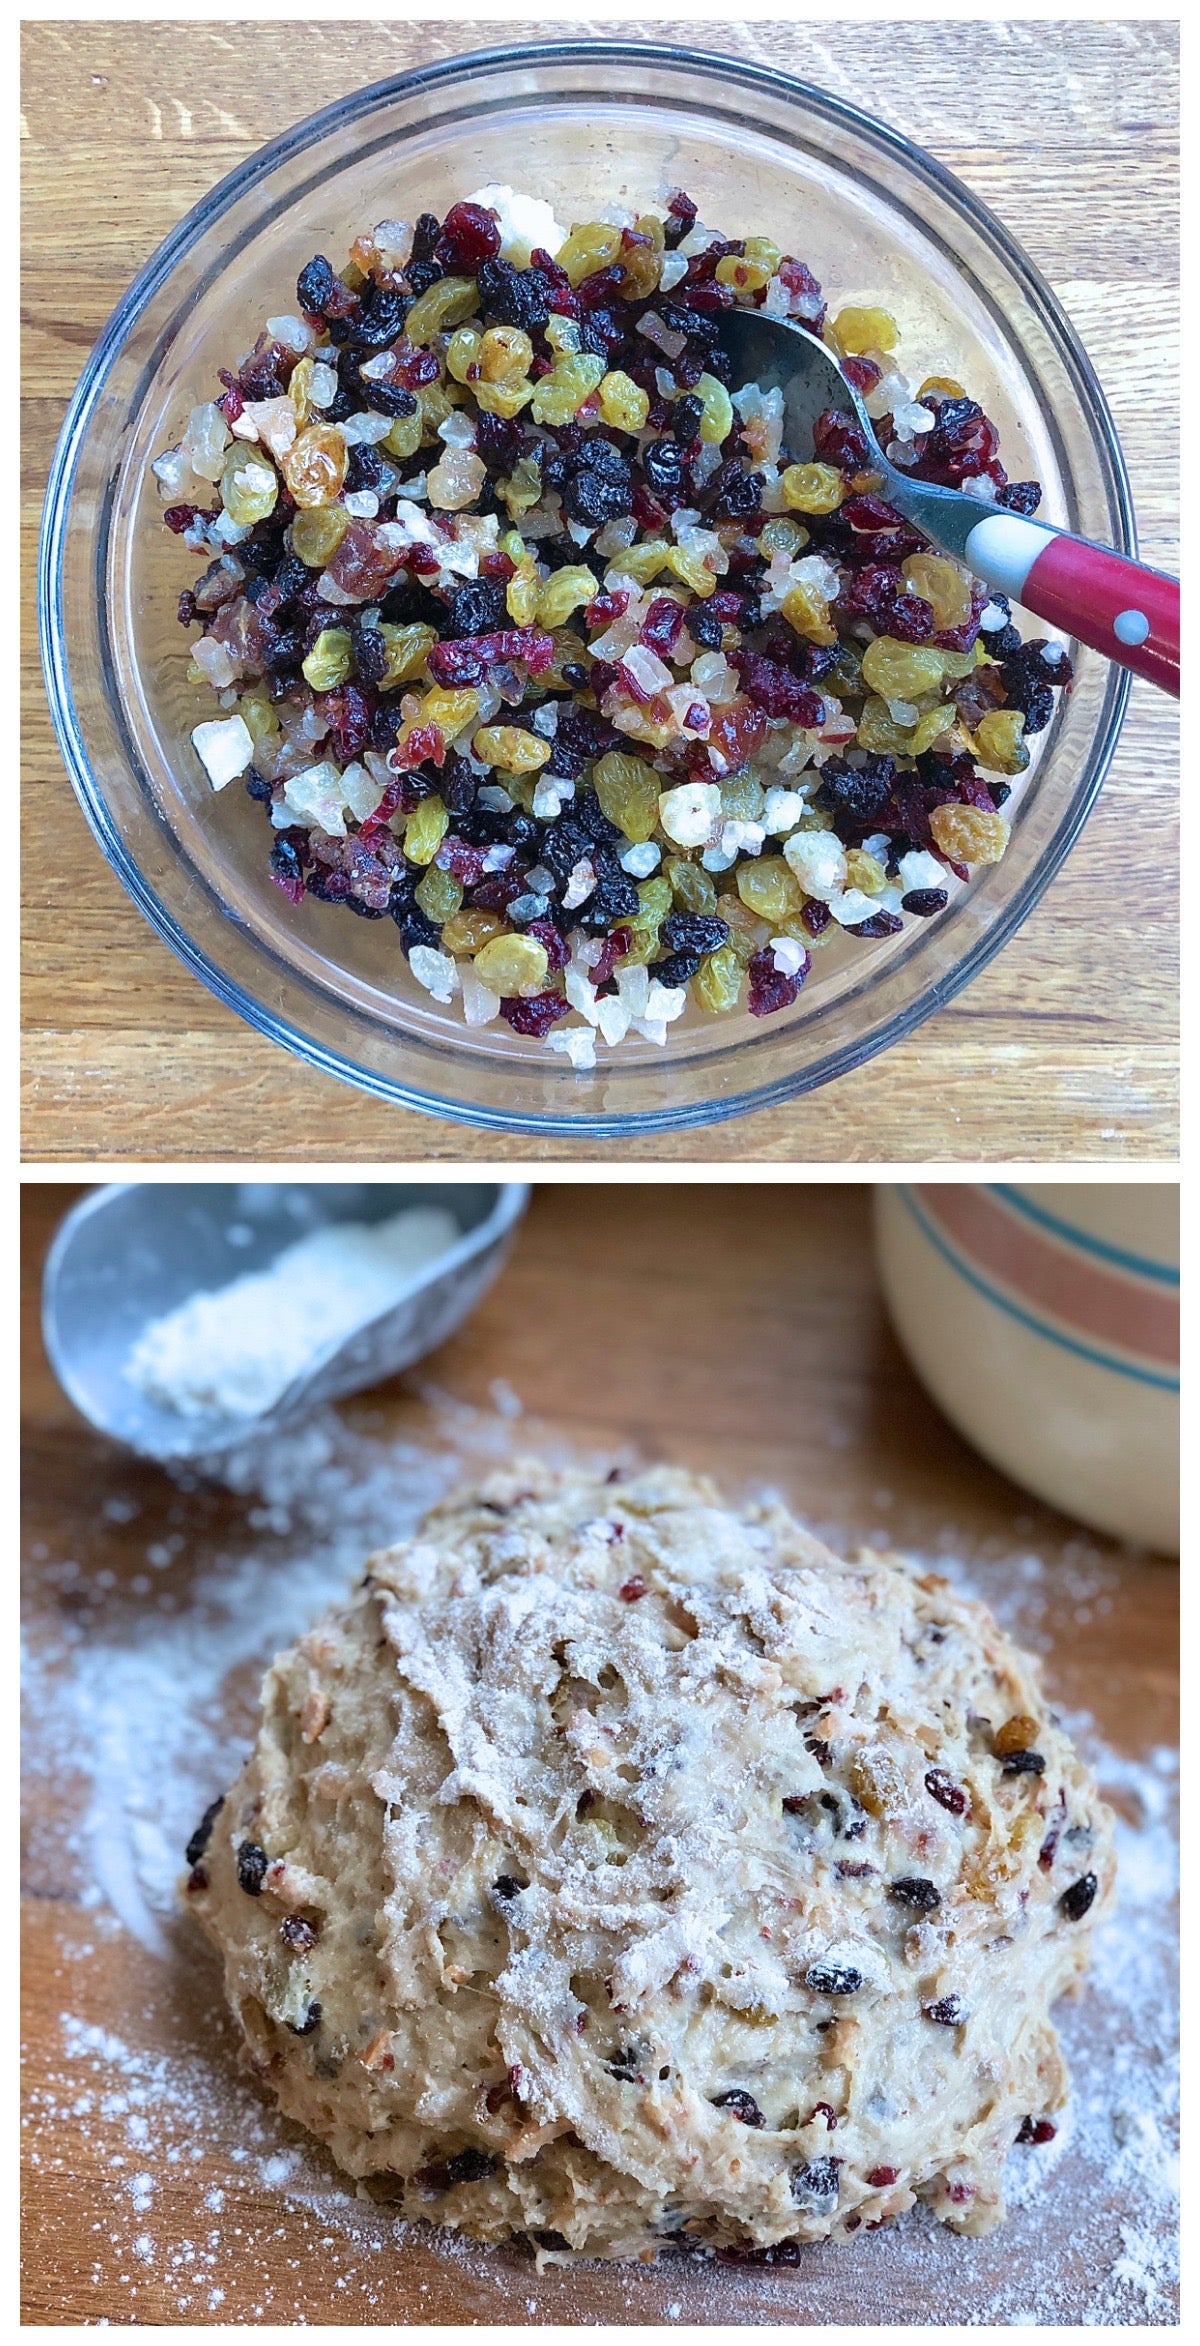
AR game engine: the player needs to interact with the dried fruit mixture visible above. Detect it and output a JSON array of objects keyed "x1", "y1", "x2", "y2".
[{"x1": 155, "y1": 186, "x2": 1073, "y2": 1063}]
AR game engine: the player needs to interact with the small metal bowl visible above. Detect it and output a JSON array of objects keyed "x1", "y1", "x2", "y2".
[{"x1": 42, "y1": 1180, "x2": 530, "y2": 1461}]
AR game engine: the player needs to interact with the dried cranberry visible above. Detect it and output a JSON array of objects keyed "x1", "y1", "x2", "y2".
[
  {"x1": 711, "y1": 2090, "x2": 765, "y2": 2127},
  {"x1": 846, "y1": 910, "x2": 903, "y2": 939},
  {"x1": 526, "y1": 919, "x2": 569, "y2": 973},
  {"x1": 841, "y1": 354, "x2": 882, "y2": 395},
  {"x1": 630, "y1": 479, "x2": 669, "y2": 532},
  {"x1": 805, "y1": 2103, "x2": 838, "y2": 2130},
  {"x1": 812, "y1": 407, "x2": 872, "y2": 473},
  {"x1": 838, "y1": 563, "x2": 903, "y2": 623},
  {"x1": 732, "y1": 649, "x2": 824, "y2": 726},
  {"x1": 389, "y1": 720, "x2": 445, "y2": 771},
  {"x1": 841, "y1": 493, "x2": 905, "y2": 534},
  {"x1": 801, "y1": 900, "x2": 832, "y2": 937},
  {"x1": 397, "y1": 345, "x2": 441, "y2": 390},
  {"x1": 778, "y1": 257, "x2": 826, "y2": 329},
  {"x1": 618, "y1": 1576, "x2": 648, "y2": 1603},
  {"x1": 322, "y1": 681, "x2": 375, "y2": 764},
  {"x1": 639, "y1": 596, "x2": 686, "y2": 659},
  {"x1": 163, "y1": 502, "x2": 209, "y2": 535},
  {"x1": 1016, "y1": 2116, "x2": 1057, "y2": 2145},
  {"x1": 587, "y1": 926, "x2": 631, "y2": 988},
  {"x1": 500, "y1": 992, "x2": 570, "y2": 1037},
  {"x1": 884, "y1": 592, "x2": 936, "y2": 644},
  {"x1": 867, "y1": 2166, "x2": 898, "y2": 2187},
  {"x1": 436, "y1": 836, "x2": 486, "y2": 887},
  {"x1": 435, "y1": 201, "x2": 502, "y2": 272},
  {"x1": 925, "y1": 1767, "x2": 969, "y2": 1816},
  {"x1": 747, "y1": 949, "x2": 801, "y2": 1018},
  {"x1": 664, "y1": 188, "x2": 699, "y2": 243}
]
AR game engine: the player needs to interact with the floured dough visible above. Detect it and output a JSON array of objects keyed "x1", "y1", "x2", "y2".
[{"x1": 183, "y1": 1464, "x2": 1115, "y2": 2260}]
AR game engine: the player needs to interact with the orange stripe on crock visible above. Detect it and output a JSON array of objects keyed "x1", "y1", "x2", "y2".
[{"x1": 911, "y1": 1186, "x2": 1179, "y2": 1369}]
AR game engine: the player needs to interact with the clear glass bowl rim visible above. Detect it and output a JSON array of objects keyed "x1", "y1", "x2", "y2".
[{"x1": 38, "y1": 36, "x2": 1134, "y2": 1138}]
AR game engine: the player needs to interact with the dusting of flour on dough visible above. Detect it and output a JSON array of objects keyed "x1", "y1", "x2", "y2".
[{"x1": 23, "y1": 1409, "x2": 1177, "y2": 2323}]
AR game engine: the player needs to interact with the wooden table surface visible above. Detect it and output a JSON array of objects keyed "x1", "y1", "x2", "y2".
[
  {"x1": 21, "y1": 19, "x2": 1179, "y2": 1165},
  {"x1": 21, "y1": 1181, "x2": 1178, "y2": 2324}
]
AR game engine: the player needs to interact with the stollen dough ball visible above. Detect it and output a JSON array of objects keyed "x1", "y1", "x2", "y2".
[{"x1": 183, "y1": 1464, "x2": 1115, "y2": 2260}]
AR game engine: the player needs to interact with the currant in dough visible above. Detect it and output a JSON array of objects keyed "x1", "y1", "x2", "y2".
[{"x1": 183, "y1": 1464, "x2": 1115, "y2": 2260}]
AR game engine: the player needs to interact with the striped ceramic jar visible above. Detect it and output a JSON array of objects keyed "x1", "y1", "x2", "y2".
[{"x1": 874, "y1": 1184, "x2": 1178, "y2": 1553}]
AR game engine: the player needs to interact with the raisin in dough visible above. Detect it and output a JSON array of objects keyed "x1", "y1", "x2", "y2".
[{"x1": 184, "y1": 1464, "x2": 1115, "y2": 2260}]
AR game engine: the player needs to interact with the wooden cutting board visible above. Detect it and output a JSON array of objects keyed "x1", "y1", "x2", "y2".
[
  {"x1": 21, "y1": 17, "x2": 1178, "y2": 1163},
  {"x1": 21, "y1": 1182, "x2": 1178, "y2": 2323}
]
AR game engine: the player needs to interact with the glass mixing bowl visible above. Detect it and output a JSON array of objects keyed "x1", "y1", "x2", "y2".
[{"x1": 39, "y1": 41, "x2": 1133, "y2": 1137}]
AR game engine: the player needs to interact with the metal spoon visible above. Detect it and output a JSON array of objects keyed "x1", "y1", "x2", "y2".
[
  {"x1": 42, "y1": 1181, "x2": 530, "y2": 1464},
  {"x1": 717, "y1": 310, "x2": 1179, "y2": 696}
]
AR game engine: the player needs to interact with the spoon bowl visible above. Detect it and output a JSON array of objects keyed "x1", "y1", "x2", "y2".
[
  {"x1": 42, "y1": 1181, "x2": 530, "y2": 1463},
  {"x1": 718, "y1": 309, "x2": 1178, "y2": 694}
]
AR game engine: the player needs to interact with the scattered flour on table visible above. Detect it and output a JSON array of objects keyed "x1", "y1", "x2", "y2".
[
  {"x1": 125, "y1": 1205, "x2": 460, "y2": 1421},
  {"x1": 22, "y1": 1410, "x2": 1178, "y2": 2324}
]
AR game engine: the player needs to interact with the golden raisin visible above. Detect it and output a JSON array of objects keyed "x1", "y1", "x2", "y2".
[
  {"x1": 440, "y1": 908, "x2": 506, "y2": 955},
  {"x1": 404, "y1": 276, "x2": 479, "y2": 342},
  {"x1": 473, "y1": 933, "x2": 550, "y2": 997},
  {"x1": 782, "y1": 581, "x2": 838, "y2": 646},
  {"x1": 281, "y1": 423, "x2": 347, "y2": 509},
  {"x1": 472, "y1": 726, "x2": 551, "y2": 774},
  {"x1": 928, "y1": 802, "x2": 1010, "y2": 865},
  {"x1": 832, "y1": 306, "x2": 899, "y2": 356},
  {"x1": 994, "y1": 1714, "x2": 1041, "y2": 1757},
  {"x1": 598, "y1": 371, "x2": 650, "y2": 431},
  {"x1": 781, "y1": 463, "x2": 845, "y2": 515},
  {"x1": 861, "y1": 637, "x2": 946, "y2": 701},
  {"x1": 290, "y1": 505, "x2": 349, "y2": 568},
  {"x1": 403, "y1": 797, "x2": 449, "y2": 866},
  {"x1": 480, "y1": 326, "x2": 534, "y2": 383},
  {"x1": 973, "y1": 708, "x2": 1030, "y2": 775},
  {"x1": 735, "y1": 857, "x2": 803, "y2": 925},
  {"x1": 903, "y1": 553, "x2": 972, "y2": 630},
  {"x1": 555, "y1": 221, "x2": 624, "y2": 286},
  {"x1": 849, "y1": 1749, "x2": 908, "y2": 1817},
  {"x1": 535, "y1": 567, "x2": 600, "y2": 629}
]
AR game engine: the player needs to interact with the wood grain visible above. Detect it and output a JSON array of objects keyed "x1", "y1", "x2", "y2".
[
  {"x1": 21, "y1": 20, "x2": 1179, "y2": 1162},
  {"x1": 21, "y1": 1181, "x2": 1178, "y2": 2322}
]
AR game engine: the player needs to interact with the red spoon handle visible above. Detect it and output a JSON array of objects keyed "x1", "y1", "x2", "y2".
[{"x1": 964, "y1": 513, "x2": 1179, "y2": 696}]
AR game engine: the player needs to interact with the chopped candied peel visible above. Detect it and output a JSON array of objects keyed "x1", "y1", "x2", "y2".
[{"x1": 157, "y1": 188, "x2": 1072, "y2": 1054}]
